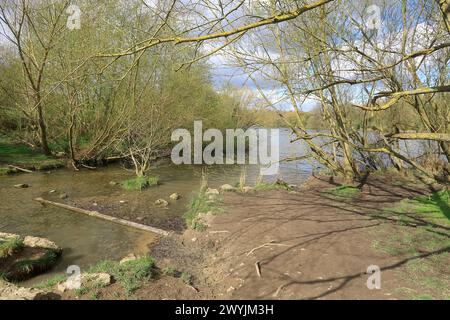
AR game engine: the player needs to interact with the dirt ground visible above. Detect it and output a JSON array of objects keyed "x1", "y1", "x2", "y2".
[{"x1": 63, "y1": 173, "x2": 450, "y2": 300}]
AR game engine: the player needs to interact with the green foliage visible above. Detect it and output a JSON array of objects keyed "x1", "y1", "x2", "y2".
[
  {"x1": 253, "y1": 181, "x2": 293, "y2": 192},
  {"x1": 0, "y1": 141, "x2": 64, "y2": 171},
  {"x1": 325, "y1": 185, "x2": 361, "y2": 198},
  {"x1": 388, "y1": 189, "x2": 450, "y2": 225},
  {"x1": 413, "y1": 294, "x2": 434, "y2": 300},
  {"x1": 0, "y1": 237, "x2": 24, "y2": 258},
  {"x1": 409, "y1": 190, "x2": 449, "y2": 221},
  {"x1": 33, "y1": 274, "x2": 67, "y2": 290},
  {"x1": 184, "y1": 191, "x2": 221, "y2": 230},
  {"x1": 90, "y1": 291, "x2": 101, "y2": 300},
  {"x1": 180, "y1": 272, "x2": 193, "y2": 285},
  {"x1": 121, "y1": 176, "x2": 159, "y2": 191},
  {"x1": 75, "y1": 286, "x2": 90, "y2": 297},
  {"x1": 371, "y1": 191, "x2": 450, "y2": 299},
  {"x1": 17, "y1": 250, "x2": 58, "y2": 273},
  {"x1": 88, "y1": 256, "x2": 156, "y2": 295},
  {"x1": 0, "y1": 167, "x2": 14, "y2": 175},
  {"x1": 162, "y1": 267, "x2": 181, "y2": 277}
]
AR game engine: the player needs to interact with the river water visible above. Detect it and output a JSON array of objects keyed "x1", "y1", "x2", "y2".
[
  {"x1": 0, "y1": 128, "x2": 432, "y2": 284},
  {"x1": 0, "y1": 128, "x2": 314, "y2": 284}
]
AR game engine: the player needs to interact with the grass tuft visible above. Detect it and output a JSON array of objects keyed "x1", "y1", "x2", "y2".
[
  {"x1": 253, "y1": 180, "x2": 293, "y2": 192},
  {"x1": 33, "y1": 274, "x2": 67, "y2": 290},
  {"x1": 88, "y1": 256, "x2": 155, "y2": 295},
  {"x1": 17, "y1": 250, "x2": 58, "y2": 273},
  {"x1": 184, "y1": 191, "x2": 222, "y2": 230},
  {"x1": 325, "y1": 185, "x2": 361, "y2": 198},
  {"x1": 0, "y1": 237, "x2": 24, "y2": 258},
  {"x1": 180, "y1": 272, "x2": 193, "y2": 285},
  {"x1": 162, "y1": 267, "x2": 180, "y2": 277},
  {"x1": 121, "y1": 176, "x2": 159, "y2": 191}
]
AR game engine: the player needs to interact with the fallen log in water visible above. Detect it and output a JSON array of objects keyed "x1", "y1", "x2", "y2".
[{"x1": 33, "y1": 197, "x2": 169, "y2": 236}]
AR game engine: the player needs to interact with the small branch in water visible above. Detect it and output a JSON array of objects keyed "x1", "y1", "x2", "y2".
[
  {"x1": 81, "y1": 164, "x2": 97, "y2": 170},
  {"x1": 8, "y1": 165, "x2": 33, "y2": 173}
]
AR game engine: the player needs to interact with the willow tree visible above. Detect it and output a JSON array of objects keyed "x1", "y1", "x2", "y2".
[
  {"x1": 0, "y1": 0, "x2": 70, "y2": 154},
  {"x1": 221, "y1": 0, "x2": 449, "y2": 183}
]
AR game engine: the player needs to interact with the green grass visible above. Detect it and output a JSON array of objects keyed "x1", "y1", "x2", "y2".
[
  {"x1": 325, "y1": 185, "x2": 361, "y2": 198},
  {"x1": 405, "y1": 189, "x2": 449, "y2": 222},
  {"x1": 384, "y1": 189, "x2": 450, "y2": 227},
  {"x1": 0, "y1": 142, "x2": 64, "y2": 173},
  {"x1": 88, "y1": 256, "x2": 156, "y2": 295},
  {"x1": 0, "y1": 237, "x2": 24, "y2": 258},
  {"x1": 370, "y1": 190, "x2": 450, "y2": 299},
  {"x1": 180, "y1": 272, "x2": 193, "y2": 285},
  {"x1": 33, "y1": 274, "x2": 67, "y2": 290},
  {"x1": 162, "y1": 267, "x2": 180, "y2": 277},
  {"x1": 0, "y1": 167, "x2": 19, "y2": 175},
  {"x1": 75, "y1": 286, "x2": 90, "y2": 297},
  {"x1": 121, "y1": 176, "x2": 160, "y2": 191},
  {"x1": 413, "y1": 294, "x2": 435, "y2": 300},
  {"x1": 251, "y1": 180, "x2": 293, "y2": 192},
  {"x1": 184, "y1": 191, "x2": 222, "y2": 230},
  {"x1": 17, "y1": 250, "x2": 58, "y2": 273},
  {"x1": 90, "y1": 291, "x2": 101, "y2": 300}
]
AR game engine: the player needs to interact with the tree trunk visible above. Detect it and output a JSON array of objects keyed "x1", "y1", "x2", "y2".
[
  {"x1": 35, "y1": 93, "x2": 51, "y2": 155},
  {"x1": 439, "y1": 0, "x2": 450, "y2": 32}
]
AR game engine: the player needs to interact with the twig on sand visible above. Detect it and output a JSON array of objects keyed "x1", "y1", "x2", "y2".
[
  {"x1": 8, "y1": 165, "x2": 33, "y2": 173},
  {"x1": 273, "y1": 283, "x2": 288, "y2": 298},
  {"x1": 246, "y1": 240, "x2": 289, "y2": 256},
  {"x1": 255, "y1": 261, "x2": 261, "y2": 277},
  {"x1": 188, "y1": 284, "x2": 199, "y2": 292},
  {"x1": 209, "y1": 230, "x2": 230, "y2": 234}
]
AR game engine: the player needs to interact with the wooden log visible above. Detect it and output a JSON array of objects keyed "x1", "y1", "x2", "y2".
[
  {"x1": 8, "y1": 165, "x2": 33, "y2": 173},
  {"x1": 33, "y1": 197, "x2": 169, "y2": 236}
]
